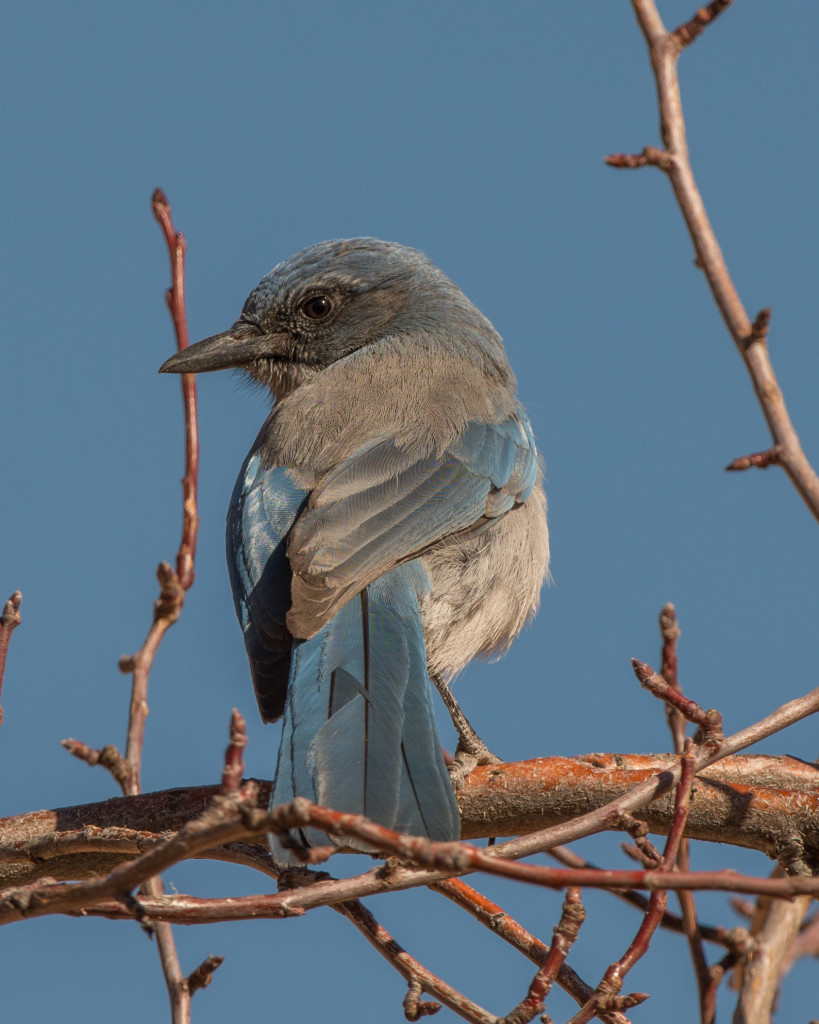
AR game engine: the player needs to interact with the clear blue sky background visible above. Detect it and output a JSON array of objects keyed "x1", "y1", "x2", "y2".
[{"x1": 2, "y1": 2, "x2": 818, "y2": 1021}]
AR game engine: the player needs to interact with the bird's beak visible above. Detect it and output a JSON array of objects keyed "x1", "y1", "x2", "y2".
[{"x1": 159, "y1": 328, "x2": 282, "y2": 374}]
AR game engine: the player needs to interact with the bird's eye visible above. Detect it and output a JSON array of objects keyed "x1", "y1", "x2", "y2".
[{"x1": 301, "y1": 295, "x2": 333, "y2": 320}]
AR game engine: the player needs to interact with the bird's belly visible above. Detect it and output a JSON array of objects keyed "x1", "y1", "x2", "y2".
[{"x1": 419, "y1": 485, "x2": 548, "y2": 679}]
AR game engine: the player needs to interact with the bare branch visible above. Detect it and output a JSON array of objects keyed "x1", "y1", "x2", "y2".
[
  {"x1": 4, "y1": 749, "x2": 819, "y2": 890},
  {"x1": 433, "y1": 880, "x2": 630, "y2": 1024},
  {"x1": 567, "y1": 746, "x2": 698, "y2": 1024},
  {"x1": 0, "y1": 590, "x2": 22, "y2": 724},
  {"x1": 501, "y1": 888, "x2": 585, "y2": 1024},
  {"x1": 631, "y1": 659, "x2": 723, "y2": 743},
  {"x1": 547, "y1": 845, "x2": 745, "y2": 952},
  {"x1": 338, "y1": 899, "x2": 492, "y2": 1024},
  {"x1": 733, "y1": 895, "x2": 813, "y2": 1024},
  {"x1": 474, "y1": 674, "x2": 819, "y2": 862},
  {"x1": 615, "y1": 0, "x2": 819, "y2": 520},
  {"x1": 114, "y1": 190, "x2": 200, "y2": 799},
  {"x1": 151, "y1": 187, "x2": 199, "y2": 592}
]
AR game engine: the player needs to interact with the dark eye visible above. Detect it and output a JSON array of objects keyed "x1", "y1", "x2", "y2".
[{"x1": 301, "y1": 295, "x2": 333, "y2": 320}]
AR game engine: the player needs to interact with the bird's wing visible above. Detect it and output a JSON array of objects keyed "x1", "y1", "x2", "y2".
[
  {"x1": 227, "y1": 453, "x2": 309, "y2": 722},
  {"x1": 287, "y1": 412, "x2": 538, "y2": 639}
]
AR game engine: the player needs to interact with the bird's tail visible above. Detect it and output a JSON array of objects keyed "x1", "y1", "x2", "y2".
[{"x1": 269, "y1": 561, "x2": 460, "y2": 863}]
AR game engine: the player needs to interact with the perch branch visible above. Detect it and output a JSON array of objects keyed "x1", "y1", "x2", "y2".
[{"x1": 4, "y1": 749, "x2": 819, "y2": 889}]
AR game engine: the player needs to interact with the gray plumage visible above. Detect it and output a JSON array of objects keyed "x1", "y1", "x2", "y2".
[{"x1": 160, "y1": 238, "x2": 549, "y2": 858}]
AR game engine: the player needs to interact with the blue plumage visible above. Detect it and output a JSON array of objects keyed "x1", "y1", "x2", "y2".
[{"x1": 160, "y1": 238, "x2": 550, "y2": 863}]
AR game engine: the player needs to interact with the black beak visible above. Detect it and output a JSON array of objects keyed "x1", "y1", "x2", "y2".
[{"x1": 159, "y1": 328, "x2": 282, "y2": 374}]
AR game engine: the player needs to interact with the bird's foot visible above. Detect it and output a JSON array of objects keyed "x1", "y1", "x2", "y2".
[
  {"x1": 431, "y1": 671, "x2": 502, "y2": 788},
  {"x1": 447, "y1": 735, "x2": 502, "y2": 790}
]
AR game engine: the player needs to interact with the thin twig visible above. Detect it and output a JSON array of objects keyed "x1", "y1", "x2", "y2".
[
  {"x1": 655, "y1": 605, "x2": 713, "y2": 1023},
  {"x1": 611, "y1": 0, "x2": 819, "y2": 520},
  {"x1": 0, "y1": 591, "x2": 22, "y2": 724},
  {"x1": 152, "y1": 188, "x2": 199, "y2": 592},
  {"x1": 501, "y1": 888, "x2": 586, "y2": 1024},
  {"x1": 725, "y1": 448, "x2": 782, "y2": 473},
  {"x1": 547, "y1": 846, "x2": 742, "y2": 951},
  {"x1": 611, "y1": 11, "x2": 819, "y2": 1012},
  {"x1": 60, "y1": 739, "x2": 130, "y2": 790},
  {"x1": 659, "y1": 603, "x2": 685, "y2": 750},
  {"x1": 338, "y1": 899, "x2": 492, "y2": 1023},
  {"x1": 631, "y1": 659, "x2": 723, "y2": 743},
  {"x1": 432, "y1": 879, "x2": 630, "y2": 1024},
  {"x1": 110, "y1": 189, "x2": 201, "y2": 1024},
  {"x1": 567, "y1": 746, "x2": 698, "y2": 1024},
  {"x1": 120, "y1": 190, "x2": 199, "y2": 797},
  {"x1": 483, "y1": 675, "x2": 819, "y2": 863},
  {"x1": 671, "y1": 0, "x2": 735, "y2": 48},
  {"x1": 220, "y1": 710, "x2": 248, "y2": 794}
]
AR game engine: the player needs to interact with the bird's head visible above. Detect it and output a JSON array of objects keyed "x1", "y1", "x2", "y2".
[{"x1": 159, "y1": 237, "x2": 482, "y2": 399}]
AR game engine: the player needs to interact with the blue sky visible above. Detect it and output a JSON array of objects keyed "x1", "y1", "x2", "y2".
[{"x1": 2, "y1": 2, "x2": 819, "y2": 1021}]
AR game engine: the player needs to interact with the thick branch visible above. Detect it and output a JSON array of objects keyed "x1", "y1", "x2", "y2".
[
  {"x1": 732, "y1": 895, "x2": 813, "y2": 1024},
  {"x1": 2, "y1": 752, "x2": 819, "y2": 890}
]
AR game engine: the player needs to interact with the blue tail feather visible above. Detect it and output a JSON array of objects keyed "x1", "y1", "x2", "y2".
[{"x1": 269, "y1": 562, "x2": 460, "y2": 862}]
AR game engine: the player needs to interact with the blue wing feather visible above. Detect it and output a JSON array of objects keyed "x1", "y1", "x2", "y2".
[
  {"x1": 287, "y1": 410, "x2": 538, "y2": 638},
  {"x1": 227, "y1": 410, "x2": 537, "y2": 861},
  {"x1": 226, "y1": 454, "x2": 308, "y2": 721}
]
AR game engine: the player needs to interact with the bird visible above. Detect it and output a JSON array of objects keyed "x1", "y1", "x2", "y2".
[{"x1": 160, "y1": 238, "x2": 549, "y2": 861}]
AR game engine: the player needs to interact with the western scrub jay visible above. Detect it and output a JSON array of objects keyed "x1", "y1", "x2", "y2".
[{"x1": 160, "y1": 238, "x2": 549, "y2": 860}]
